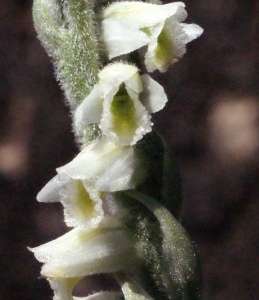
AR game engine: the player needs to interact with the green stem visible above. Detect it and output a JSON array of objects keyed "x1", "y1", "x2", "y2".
[{"x1": 33, "y1": 0, "x2": 101, "y2": 109}]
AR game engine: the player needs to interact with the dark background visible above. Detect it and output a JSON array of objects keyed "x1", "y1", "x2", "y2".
[{"x1": 1, "y1": 0, "x2": 259, "y2": 299}]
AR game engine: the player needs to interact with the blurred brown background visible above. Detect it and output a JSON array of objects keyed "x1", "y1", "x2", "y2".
[{"x1": 1, "y1": 0, "x2": 259, "y2": 299}]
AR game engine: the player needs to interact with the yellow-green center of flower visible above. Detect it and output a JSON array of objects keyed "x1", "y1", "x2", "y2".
[
  {"x1": 141, "y1": 27, "x2": 152, "y2": 36},
  {"x1": 110, "y1": 84, "x2": 138, "y2": 139},
  {"x1": 75, "y1": 181, "x2": 98, "y2": 221},
  {"x1": 155, "y1": 27, "x2": 175, "y2": 68}
]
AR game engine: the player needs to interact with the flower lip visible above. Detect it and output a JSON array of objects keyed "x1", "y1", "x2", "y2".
[{"x1": 36, "y1": 173, "x2": 104, "y2": 229}]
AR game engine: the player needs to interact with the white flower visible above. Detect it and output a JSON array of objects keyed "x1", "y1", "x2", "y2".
[
  {"x1": 37, "y1": 138, "x2": 146, "y2": 228},
  {"x1": 74, "y1": 63, "x2": 167, "y2": 146},
  {"x1": 102, "y1": 1, "x2": 203, "y2": 72},
  {"x1": 29, "y1": 217, "x2": 139, "y2": 278},
  {"x1": 37, "y1": 174, "x2": 104, "y2": 229}
]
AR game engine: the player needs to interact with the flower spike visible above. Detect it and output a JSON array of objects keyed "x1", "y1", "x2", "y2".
[{"x1": 31, "y1": 0, "x2": 203, "y2": 298}]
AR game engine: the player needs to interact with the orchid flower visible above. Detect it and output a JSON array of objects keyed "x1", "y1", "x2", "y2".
[
  {"x1": 29, "y1": 217, "x2": 139, "y2": 278},
  {"x1": 37, "y1": 137, "x2": 146, "y2": 228},
  {"x1": 102, "y1": 1, "x2": 203, "y2": 72},
  {"x1": 29, "y1": 216, "x2": 137, "y2": 300},
  {"x1": 74, "y1": 63, "x2": 167, "y2": 146}
]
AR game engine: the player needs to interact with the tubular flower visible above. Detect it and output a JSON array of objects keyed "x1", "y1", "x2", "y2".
[
  {"x1": 29, "y1": 217, "x2": 139, "y2": 278},
  {"x1": 37, "y1": 137, "x2": 146, "y2": 228},
  {"x1": 102, "y1": 1, "x2": 203, "y2": 72},
  {"x1": 74, "y1": 63, "x2": 167, "y2": 146}
]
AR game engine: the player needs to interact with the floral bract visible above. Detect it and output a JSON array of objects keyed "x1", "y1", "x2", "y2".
[{"x1": 102, "y1": 1, "x2": 203, "y2": 72}]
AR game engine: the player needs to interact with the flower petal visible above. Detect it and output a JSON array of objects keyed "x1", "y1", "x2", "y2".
[
  {"x1": 74, "y1": 84, "x2": 103, "y2": 129},
  {"x1": 57, "y1": 139, "x2": 122, "y2": 180},
  {"x1": 57, "y1": 138, "x2": 146, "y2": 191},
  {"x1": 124, "y1": 73, "x2": 143, "y2": 94},
  {"x1": 95, "y1": 146, "x2": 146, "y2": 192},
  {"x1": 165, "y1": 21, "x2": 204, "y2": 60},
  {"x1": 103, "y1": 2, "x2": 186, "y2": 29},
  {"x1": 140, "y1": 74, "x2": 168, "y2": 113},
  {"x1": 179, "y1": 23, "x2": 204, "y2": 44},
  {"x1": 102, "y1": 19, "x2": 150, "y2": 59},
  {"x1": 98, "y1": 63, "x2": 139, "y2": 99},
  {"x1": 37, "y1": 174, "x2": 70, "y2": 203}
]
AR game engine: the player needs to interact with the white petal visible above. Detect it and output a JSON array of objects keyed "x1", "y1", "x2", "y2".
[
  {"x1": 164, "y1": 17, "x2": 204, "y2": 59},
  {"x1": 124, "y1": 73, "x2": 143, "y2": 94},
  {"x1": 173, "y1": 4, "x2": 188, "y2": 22},
  {"x1": 37, "y1": 174, "x2": 70, "y2": 203},
  {"x1": 57, "y1": 139, "x2": 123, "y2": 181},
  {"x1": 180, "y1": 23, "x2": 204, "y2": 44},
  {"x1": 140, "y1": 74, "x2": 168, "y2": 113},
  {"x1": 30, "y1": 224, "x2": 139, "y2": 277},
  {"x1": 98, "y1": 63, "x2": 139, "y2": 98},
  {"x1": 103, "y1": 2, "x2": 186, "y2": 29},
  {"x1": 102, "y1": 19, "x2": 150, "y2": 59},
  {"x1": 74, "y1": 84, "x2": 103, "y2": 129},
  {"x1": 95, "y1": 146, "x2": 146, "y2": 191}
]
